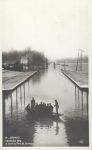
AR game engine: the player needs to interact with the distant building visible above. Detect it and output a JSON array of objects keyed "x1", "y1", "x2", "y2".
[{"x1": 20, "y1": 55, "x2": 29, "y2": 71}]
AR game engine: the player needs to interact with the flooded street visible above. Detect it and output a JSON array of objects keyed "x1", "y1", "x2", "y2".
[{"x1": 3, "y1": 64, "x2": 89, "y2": 146}]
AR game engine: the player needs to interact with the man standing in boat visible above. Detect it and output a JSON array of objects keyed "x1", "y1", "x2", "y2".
[
  {"x1": 54, "y1": 100, "x2": 59, "y2": 115},
  {"x1": 31, "y1": 97, "x2": 35, "y2": 112}
]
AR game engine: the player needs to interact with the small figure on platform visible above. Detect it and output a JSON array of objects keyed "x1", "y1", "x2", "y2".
[
  {"x1": 31, "y1": 97, "x2": 35, "y2": 111},
  {"x1": 54, "y1": 100, "x2": 59, "y2": 115}
]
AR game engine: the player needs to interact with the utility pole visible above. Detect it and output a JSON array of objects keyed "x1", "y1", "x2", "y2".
[
  {"x1": 80, "y1": 49, "x2": 84, "y2": 71},
  {"x1": 76, "y1": 49, "x2": 84, "y2": 71},
  {"x1": 76, "y1": 50, "x2": 79, "y2": 71}
]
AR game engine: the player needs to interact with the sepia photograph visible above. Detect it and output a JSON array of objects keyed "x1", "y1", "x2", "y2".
[{"x1": 0, "y1": 0, "x2": 91, "y2": 148}]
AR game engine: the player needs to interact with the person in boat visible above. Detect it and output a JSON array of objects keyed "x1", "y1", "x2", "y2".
[
  {"x1": 25, "y1": 104, "x2": 31, "y2": 113},
  {"x1": 46, "y1": 103, "x2": 49, "y2": 114},
  {"x1": 35, "y1": 103, "x2": 39, "y2": 113},
  {"x1": 54, "y1": 100, "x2": 59, "y2": 115},
  {"x1": 49, "y1": 103, "x2": 53, "y2": 114},
  {"x1": 48, "y1": 103, "x2": 53, "y2": 114},
  {"x1": 46, "y1": 103, "x2": 53, "y2": 115},
  {"x1": 39, "y1": 102, "x2": 46, "y2": 115},
  {"x1": 31, "y1": 97, "x2": 35, "y2": 112},
  {"x1": 38, "y1": 102, "x2": 42, "y2": 114},
  {"x1": 42, "y1": 102, "x2": 46, "y2": 114}
]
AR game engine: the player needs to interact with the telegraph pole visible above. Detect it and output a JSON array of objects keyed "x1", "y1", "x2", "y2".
[
  {"x1": 80, "y1": 49, "x2": 84, "y2": 71},
  {"x1": 76, "y1": 50, "x2": 79, "y2": 71},
  {"x1": 76, "y1": 49, "x2": 84, "y2": 71}
]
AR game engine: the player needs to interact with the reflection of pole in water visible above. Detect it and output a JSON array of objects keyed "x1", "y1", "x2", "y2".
[
  {"x1": 10, "y1": 93, "x2": 13, "y2": 119},
  {"x1": 86, "y1": 91, "x2": 88, "y2": 119},
  {"x1": 81, "y1": 91, "x2": 83, "y2": 110},
  {"x1": 16, "y1": 88, "x2": 18, "y2": 119},
  {"x1": 56, "y1": 121, "x2": 59, "y2": 135},
  {"x1": 78, "y1": 88, "x2": 80, "y2": 108},
  {"x1": 28, "y1": 80, "x2": 30, "y2": 100},
  {"x1": 53, "y1": 62, "x2": 55, "y2": 69},
  {"x1": 23, "y1": 84, "x2": 25, "y2": 106},
  {"x1": 81, "y1": 91, "x2": 84, "y2": 118},
  {"x1": 19, "y1": 86, "x2": 23, "y2": 119},
  {"x1": 3, "y1": 92, "x2": 6, "y2": 144},
  {"x1": 3, "y1": 92, "x2": 5, "y2": 120},
  {"x1": 75, "y1": 86, "x2": 77, "y2": 108},
  {"x1": 20, "y1": 86, "x2": 22, "y2": 107}
]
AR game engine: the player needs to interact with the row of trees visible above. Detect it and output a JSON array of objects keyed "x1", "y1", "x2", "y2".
[{"x1": 2, "y1": 48, "x2": 48, "y2": 71}]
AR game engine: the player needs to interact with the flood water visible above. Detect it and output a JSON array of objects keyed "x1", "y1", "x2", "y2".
[{"x1": 3, "y1": 64, "x2": 89, "y2": 146}]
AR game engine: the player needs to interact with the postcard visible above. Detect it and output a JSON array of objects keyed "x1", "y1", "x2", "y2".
[{"x1": 0, "y1": 0, "x2": 92, "y2": 149}]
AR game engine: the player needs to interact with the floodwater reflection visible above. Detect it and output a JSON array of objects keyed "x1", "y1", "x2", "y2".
[
  {"x1": 31, "y1": 69, "x2": 48, "y2": 84},
  {"x1": 3, "y1": 65, "x2": 89, "y2": 146}
]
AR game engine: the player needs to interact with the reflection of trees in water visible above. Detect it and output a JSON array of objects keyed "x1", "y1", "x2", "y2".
[{"x1": 31, "y1": 69, "x2": 48, "y2": 84}]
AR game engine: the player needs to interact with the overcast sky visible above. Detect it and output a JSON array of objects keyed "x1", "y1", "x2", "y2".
[{"x1": 0, "y1": 0, "x2": 90, "y2": 60}]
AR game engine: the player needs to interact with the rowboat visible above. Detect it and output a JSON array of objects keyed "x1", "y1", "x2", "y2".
[{"x1": 25, "y1": 104, "x2": 63, "y2": 122}]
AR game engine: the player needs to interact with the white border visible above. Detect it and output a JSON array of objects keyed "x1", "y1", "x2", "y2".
[{"x1": 0, "y1": 0, "x2": 92, "y2": 150}]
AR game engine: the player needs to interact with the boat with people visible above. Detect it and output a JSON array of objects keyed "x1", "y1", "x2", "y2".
[{"x1": 25, "y1": 97, "x2": 63, "y2": 121}]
